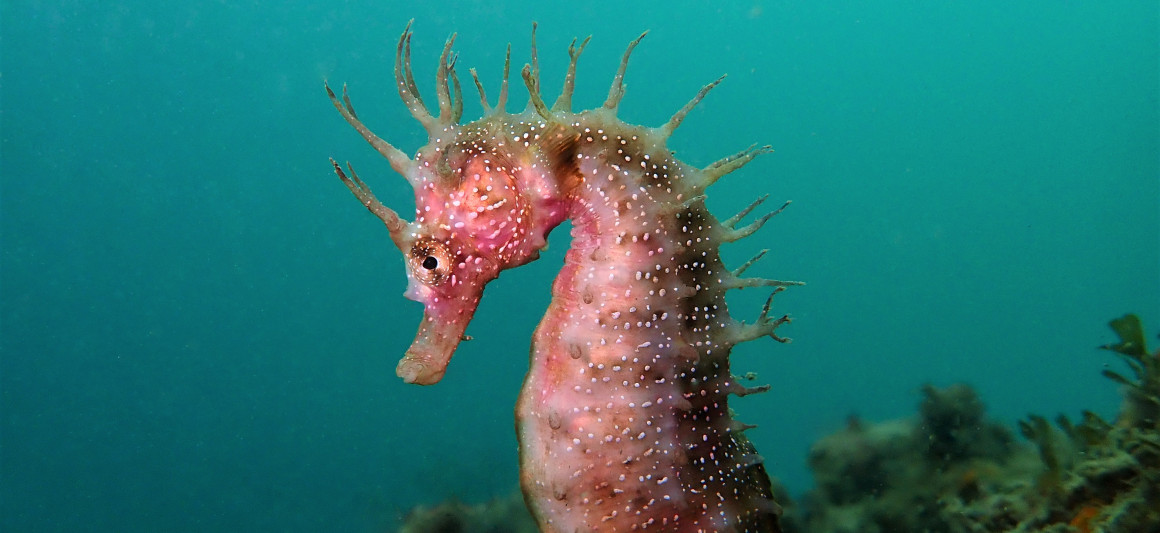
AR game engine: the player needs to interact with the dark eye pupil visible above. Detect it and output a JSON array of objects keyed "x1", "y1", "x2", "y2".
[{"x1": 422, "y1": 256, "x2": 438, "y2": 270}]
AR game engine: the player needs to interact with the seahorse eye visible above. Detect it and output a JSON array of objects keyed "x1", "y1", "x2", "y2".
[{"x1": 408, "y1": 238, "x2": 454, "y2": 285}]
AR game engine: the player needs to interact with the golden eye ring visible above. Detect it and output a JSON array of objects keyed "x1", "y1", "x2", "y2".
[{"x1": 408, "y1": 238, "x2": 453, "y2": 285}]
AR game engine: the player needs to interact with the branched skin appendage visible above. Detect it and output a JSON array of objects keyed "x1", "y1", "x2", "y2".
[{"x1": 327, "y1": 22, "x2": 800, "y2": 532}]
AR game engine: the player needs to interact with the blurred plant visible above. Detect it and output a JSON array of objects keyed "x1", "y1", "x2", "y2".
[
  {"x1": 1055, "y1": 410, "x2": 1112, "y2": 450},
  {"x1": 1018, "y1": 414, "x2": 1066, "y2": 496},
  {"x1": 1099, "y1": 314, "x2": 1160, "y2": 430}
]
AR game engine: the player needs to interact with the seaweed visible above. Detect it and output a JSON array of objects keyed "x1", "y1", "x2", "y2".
[
  {"x1": 921, "y1": 383, "x2": 1011, "y2": 463},
  {"x1": 1018, "y1": 414, "x2": 1066, "y2": 498},
  {"x1": 792, "y1": 314, "x2": 1160, "y2": 533},
  {"x1": 1100, "y1": 314, "x2": 1160, "y2": 430},
  {"x1": 1056, "y1": 410, "x2": 1114, "y2": 450},
  {"x1": 397, "y1": 493, "x2": 537, "y2": 533}
]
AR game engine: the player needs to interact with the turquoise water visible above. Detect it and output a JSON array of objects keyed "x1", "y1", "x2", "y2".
[{"x1": 2, "y1": 1, "x2": 1156, "y2": 531}]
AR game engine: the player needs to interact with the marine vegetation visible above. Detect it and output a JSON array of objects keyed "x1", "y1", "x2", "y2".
[{"x1": 789, "y1": 313, "x2": 1160, "y2": 533}]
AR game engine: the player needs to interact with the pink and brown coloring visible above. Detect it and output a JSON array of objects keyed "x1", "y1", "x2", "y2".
[{"x1": 326, "y1": 22, "x2": 801, "y2": 533}]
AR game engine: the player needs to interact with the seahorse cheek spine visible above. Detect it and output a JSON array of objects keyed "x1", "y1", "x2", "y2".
[{"x1": 326, "y1": 23, "x2": 796, "y2": 532}]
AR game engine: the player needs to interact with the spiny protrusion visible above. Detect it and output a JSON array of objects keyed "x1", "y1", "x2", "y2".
[
  {"x1": 725, "y1": 276, "x2": 804, "y2": 290},
  {"x1": 756, "y1": 497, "x2": 784, "y2": 517},
  {"x1": 553, "y1": 35, "x2": 592, "y2": 112},
  {"x1": 435, "y1": 34, "x2": 458, "y2": 123},
  {"x1": 468, "y1": 38, "x2": 514, "y2": 116},
  {"x1": 732, "y1": 249, "x2": 769, "y2": 277},
  {"x1": 726, "y1": 289, "x2": 793, "y2": 344},
  {"x1": 402, "y1": 30, "x2": 423, "y2": 108},
  {"x1": 449, "y1": 54, "x2": 464, "y2": 123},
  {"x1": 737, "y1": 453, "x2": 766, "y2": 468},
  {"x1": 723, "y1": 200, "x2": 791, "y2": 243},
  {"x1": 727, "y1": 381, "x2": 772, "y2": 397},
  {"x1": 496, "y1": 44, "x2": 512, "y2": 113},
  {"x1": 704, "y1": 144, "x2": 774, "y2": 188},
  {"x1": 522, "y1": 64, "x2": 552, "y2": 120},
  {"x1": 657, "y1": 193, "x2": 705, "y2": 218},
  {"x1": 677, "y1": 194, "x2": 707, "y2": 211},
  {"x1": 660, "y1": 74, "x2": 725, "y2": 138},
  {"x1": 324, "y1": 82, "x2": 414, "y2": 177},
  {"x1": 522, "y1": 23, "x2": 552, "y2": 119},
  {"x1": 393, "y1": 21, "x2": 436, "y2": 131},
  {"x1": 729, "y1": 419, "x2": 759, "y2": 433},
  {"x1": 527, "y1": 24, "x2": 541, "y2": 102},
  {"x1": 723, "y1": 194, "x2": 769, "y2": 229},
  {"x1": 329, "y1": 159, "x2": 409, "y2": 250},
  {"x1": 469, "y1": 68, "x2": 490, "y2": 114},
  {"x1": 604, "y1": 31, "x2": 648, "y2": 111}
]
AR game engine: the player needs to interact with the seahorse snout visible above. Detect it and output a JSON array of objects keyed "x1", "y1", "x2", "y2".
[
  {"x1": 396, "y1": 355, "x2": 442, "y2": 385},
  {"x1": 395, "y1": 305, "x2": 475, "y2": 385}
]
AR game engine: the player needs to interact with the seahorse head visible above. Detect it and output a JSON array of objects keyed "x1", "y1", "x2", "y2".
[
  {"x1": 326, "y1": 24, "x2": 578, "y2": 384},
  {"x1": 330, "y1": 116, "x2": 577, "y2": 384},
  {"x1": 399, "y1": 124, "x2": 575, "y2": 384}
]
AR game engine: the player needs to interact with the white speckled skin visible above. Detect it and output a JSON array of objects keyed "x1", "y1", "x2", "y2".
[
  {"x1": 327, "y1": 25, "x2": 793, "y2": 533},
  {"x1": 516, "y1": 111, "x2": 782, "y2": 532}
]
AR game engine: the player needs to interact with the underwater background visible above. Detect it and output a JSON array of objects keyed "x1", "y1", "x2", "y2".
[{"x1": 2, "y1": 1, "x2": 1157, "y2": 531}]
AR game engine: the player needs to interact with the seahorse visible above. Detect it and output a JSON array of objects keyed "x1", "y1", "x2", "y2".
[{"x1": 325, "y1": 22, "x2": 799, "y2": 533}]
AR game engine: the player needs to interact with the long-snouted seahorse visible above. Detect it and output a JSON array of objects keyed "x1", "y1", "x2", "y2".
[{"x1": 326, "y1": 23, "x2": 800, "y2": 533}]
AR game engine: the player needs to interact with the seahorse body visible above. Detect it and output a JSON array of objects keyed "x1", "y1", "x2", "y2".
[{"x1": 327, "y1": 23, "x2": 797, "y2": 532}]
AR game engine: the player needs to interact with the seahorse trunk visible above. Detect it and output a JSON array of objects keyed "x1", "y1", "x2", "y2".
[
  {"x1": 327, "y1": 23, "x2": 796, "y2": 533},
  {"x1": 516, "y1": 113, "x2": 781, "y2": 532}
]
